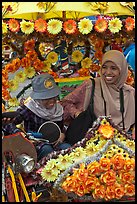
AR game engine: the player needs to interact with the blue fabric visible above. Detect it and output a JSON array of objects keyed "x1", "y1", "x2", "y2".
[{"x1": 123, "y1": 44, "x2": 135, "y2": 71}]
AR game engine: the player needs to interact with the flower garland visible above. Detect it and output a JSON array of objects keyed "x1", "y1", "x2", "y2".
[{"x1": 2, "y1": 16, "x2": 135, "y2": 35}]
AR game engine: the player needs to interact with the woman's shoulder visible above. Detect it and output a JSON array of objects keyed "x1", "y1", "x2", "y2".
[{"x1": 124, "y1": 83, "x2": 135, "y2": 93}]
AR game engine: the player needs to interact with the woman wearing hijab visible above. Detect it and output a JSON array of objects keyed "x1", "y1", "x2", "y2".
[
  {"x1": 61, "y1": 50, "x2": 135, "y2": 141},
  {"x1": 3, "y1": 73, "x2": 71, "y2": 160}
]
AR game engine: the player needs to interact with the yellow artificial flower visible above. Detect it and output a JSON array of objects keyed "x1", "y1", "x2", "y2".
[
  {"x1": 116, "y1": 148, "x2": 124, "y2": 155},
  {"x1": 47, "y1": 19, "x2": 62, "y2": 34},
  {"x1": 24, "y1": 67, "x2": 36, "y2": 78},
  {"x1": 14, "y1": 71, "x2": 26, "y2": 82},
  {"x1": 8, "y1": 97, "x2": 19, "y2": 107},
  {"x1": 122, "y1": 152, "x2": 129, "y2": 160},
  {"x1": 81, "y1": 57, "x2": 92, "y2": 68},
  {"x1": 78, "y1": 18, "x2": 93, "y2": 34},
  {"x1": 44, "y1": 159, "x2": 60, "y2": 176},
  {"x1": 85, "y1": 144, "x2": 98, "y2": 156},
  {"x1": 2, "y1": 21, "x2": 8, "y2": 34},
  {"x1": 47, "y1": 51, "x2": 58, "y2": 63},
  {"x1": 57, "y1": 154, "x2": 74, "y2": 170},
  {"x1": 20, "y1": 20, "x2": 34, "y2": 34},
  {"x1": 125, "y1": 140, "x2": 135, "y2": 150},
  {"x1": 41, "y1": 168, "x2": 57, "y2": 182},
  {"x1": 108, "y1": 18, "x2": 123, "y2": 34},
  {"x1": 72, "y1": 50, "x2": 83, "y2": 63},
  {"x1": 72, "y1": 147, "x2": 87, "y2": 162},
  {"x1": 8, "y1": 79, "x2": 19, "y2": 91}
]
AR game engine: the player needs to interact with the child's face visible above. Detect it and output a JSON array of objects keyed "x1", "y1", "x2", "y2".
[{"x1": 39, "y1": 97, "x2": 58, "y2": 109}]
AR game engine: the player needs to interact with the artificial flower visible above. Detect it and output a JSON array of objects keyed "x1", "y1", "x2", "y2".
[
  {"x1": 26, "y1": 50, "x2": 38, "y2": 61},
  {"x1": 125, "y1": 17, "x2": 135, "y2": 31},
  {"x1": 21, "y1": 57, "x2": 31, "y2": 68},
  {"x1": 24, "y1": 66, "x2": 36, "y2": 78},
  {"x1": 42, "y1": 60, "x2": 51, "y2": 72},
  {"x1": 92, "y1": 185, "x2": 106, "y2": 200},
  {"x1": 124, "y1": 184, "x2": 135, "y2": 197},
  {"x1": 14, "y1": 71, "x2": 26, "y2": 82},
  {"x1": 78, "y1": 18, "x2": 93, "y2": 34},
  {"x1": 94, "y1": 18, "x2": 108, "y2": 33},
  {"x1": 81, "y1": 57, "x2": 92, "y2": 68},
  {"x1": 108, "y1": 18, "x2": 123, "y2": 34},
  {"x1": 63, "y1": 20, "x2": 77, "y2": 34},
  {"x1": 24, "y1": 39, "x2": 35, "y2": 52},
  {"x1": 8, "y1": 79, "x2": 19, "y2": 91},
  {"x1": 98, "y1": 123, "x2": 114, "y2": 139},
  {"x1": 46, "y1": 51, "x2": 58, "y2": 63},
  {"x1": 12, "y1": 58, "x2": 21, "y2": 71},
  {"x1": 8, "y1": 97, "x2": 19, "y2": 107},
  {"x1": 33, "y1": 59, "x2": 44, "y2": 71},
  {"x1": 111, "y1": 154, "x2": 125, "y2": 171},
  {"x1": 47, "y1": 19, "x2": 62, "y2": 35},
  {"x1": 43, "y1": 159, "x2": 60, "y2": 176},
  {"x1": 71, "y1": 50, "x2": 83, "y2": 63},
  {"x1": 2, "y1": 88, "x2": 11, "y2": 101},
  {"x1": 41, "y1": 168, "x2": 57, "y2": 182},
  {"x1": 119, "y1": 171, "x2": 134, "y2": 184},
  {"x1": 8, "y1": 19, "x2": 20, "y2": 32},
  {"x1": 77, "y1": 68, "x2": 90, "y2": 77},
  {"x1": 72, "y1": 147, "x2": 87, "y2": 162},
  {"x1": 123, "y1": 158, "x2": 135, "y2": 171},
  {"x1": 57, "y1": 154, "x2": 74, "y2": 170},
  {"x1": 20, "y1": 20, "x2": 34, "y2": 34},
  {"x1": 2, "y1": 20, "x2": 8, "y2": 34},
  {"x1": 34, "y1": 18, "x2": 47, "y2": 32}
]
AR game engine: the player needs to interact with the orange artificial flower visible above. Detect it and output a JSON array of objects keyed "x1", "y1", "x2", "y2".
[
  {"x1": 21, "y1": 57, "x2": 31, "y2": 68},
  {"x1": 12, "y1": 58, "x2": 21, "y2": 70},
  {"x1": 105, "y1": 185, "x2": 115, "y2": 201},
  {"x1": 77, "y1": 68, "x2": 90, "y2": 77},
  {"x1": 2, "y1": 88, "x2": 11, "y2": 100},
  {"x1": 26, "y1": 50, "x2": 38, "y2": 61},
  {"x1": 114, "y1": 183, "x2": 125, "y2": 200},
  {"x1": 111, "y1": 154, "x2": 125, "y2": 171},
  {"x1": 92, "y1": 185, "x2": 106, "y2": 200},
  {"x1": 99, "y1": 157, "x2": 111, "y2": 172},
  {"x1": 33, "y1": 59, "x2": 44, "y2": 71},
  {"x1": 124, "y1": 184, "x2": 135, "y2": 197},
  {"x1": 125, "y1": 17, "x2": 135, "y2": 31},
  {"x1": 87, "y1": 161, "x2": 100, "y2": 175},
  {"x1": 98, "y1": 124, "x2": 114, "y2": 139},
  {"x1": 119, "y1": 171, "x2": 134, "y2": 184},
  {"x1": 24, "y1": 39, "x2": 35, "y2": 52},
  {"x1": 4, "y1": 63, "x2": 16, "y2": 73},
  {"x1": 63, "y1": 20, "x2": 77, "y2": 34},
  {"x1": 94, "y1": 18, "x2": 108, "y2": 33},
  {"x1": 8, "y1": 18, "x2": 20, "y2": 32},
  {"x1": 94, "y1": 50, "x2": 103, "y2": 62},
  {"x1": 34, "y1": 18, "x2": 47, "y2": 32},
  {"x1": 94, "y1": 39, "x2": 104, "y2": 50},
  {"x1": 100, "y1": 169, "x2": 116, "y2": 186},
  {"x1": 123, "y1": 158, "x2": 135, "y2": 172},
  {"x1": 90, "y1": 64, "x2": 100, "y2": 72}
]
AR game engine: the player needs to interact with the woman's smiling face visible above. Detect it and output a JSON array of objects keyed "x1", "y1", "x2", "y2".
[{"x1": 101, "y1": 61, "x2": 120, "y2": 85}]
